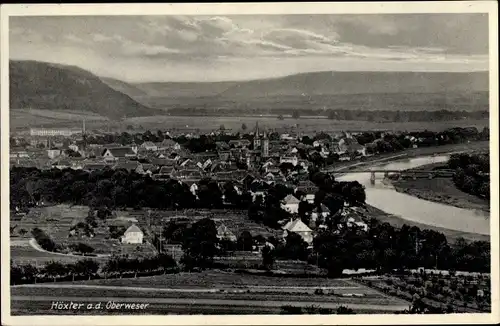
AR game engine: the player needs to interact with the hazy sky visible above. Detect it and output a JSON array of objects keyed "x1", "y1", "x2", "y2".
[{"x1": 9, "y1": 14, "x2": 489, "y2": 82}]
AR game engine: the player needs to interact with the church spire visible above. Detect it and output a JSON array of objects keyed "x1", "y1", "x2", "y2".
[{"x1": 255, "y1": 121, "x2": 260, "y2": 137}]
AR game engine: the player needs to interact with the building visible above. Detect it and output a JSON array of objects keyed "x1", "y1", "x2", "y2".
[
  {"x1": 140, "y1": 141, "x2": 158, "y2": 151},
  {"x1": 262, "y1": 132, "x2": 269, "y2": 158},
  {"x1": 121, "y1": 224, "x2": 144, "y2": 244},
  {"x1": 311, "y1": 204, "x2": 331, "y2": 222},
  {"x1": 216, "y1": 223, "x2": 237, "y2": 242},
  {"x1": 280, "y1": 194, "x2": 300, "y2": 214},
  {"x1": 253, "y1": 121, "x2": 261, "y2": 149},
  {"x1": 282, "y1": 218, "x2": 313, "y2": 244},
  {"x1": 47, "y1": 149, "x2": 62, "y2": 159},
  {"x1": 280, "y1": 156, "x2": 299, "y2": 166},
  {"x1": 30, "y1": 128, "x2": 82, "y2": 137},
  {"x1": 101, "y1": 147, "x2": 137, "y2": 160}
]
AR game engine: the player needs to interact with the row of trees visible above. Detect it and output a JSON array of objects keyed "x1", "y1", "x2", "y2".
[
  {"x1": 11, "y1": 259, "x2": 99, "y2": 284},
  {"x1": 449, "y1": 153, "x2": 490, "y2": 200},
  {"x1": 165, "y1": 106, "x2": 489, "y2": 122},
  {"x1": 11, "y1": 253, "x2": 178, "y2": 285}
]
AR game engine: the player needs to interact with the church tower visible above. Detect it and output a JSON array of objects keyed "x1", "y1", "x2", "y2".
[
  {"x1": 253, "y1": 121, "x2": 261, "y2": 149},
  {"x1": 262, "y1": 131, "x2": 269, "y2": 158}
]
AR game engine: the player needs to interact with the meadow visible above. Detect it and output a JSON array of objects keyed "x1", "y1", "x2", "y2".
[{"x1": 9, "y1": 109, "x2": 488, "y2": 135}]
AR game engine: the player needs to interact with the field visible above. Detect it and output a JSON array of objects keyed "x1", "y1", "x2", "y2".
[
  {"x1": 392, "y1": 163, "x2": 490, "y2": 212},
  {"x1": 9, "y1": 110, "x2": 489, "y2": 134},
  {"x1": 10, "y1": 109, "x2": 108, "y2": 129},
  {"x1": 11, "y1": 270, "x2": 411, "y2": 314},
  {"x1": 10, "y1": 205, "x2": 157, "y2": 265},
  {"x1": 122, "y1": 116, "x2": 489, "y2": 134},
  {"x1": 360, "y1": 272, "x2": 491, "y2": 313}
]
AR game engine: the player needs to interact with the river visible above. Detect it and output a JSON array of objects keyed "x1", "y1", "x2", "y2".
[{"x1": 337, "y1": 155, "x2": 490, "y2": 236}]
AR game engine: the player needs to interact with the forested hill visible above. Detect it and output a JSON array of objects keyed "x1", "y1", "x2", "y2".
[
  {"x1": 132, "y1": 71, "x2": 489, "y2": 99},
  {"x1": 10, "y1": 60, "x2": 161, "y2": 119}
]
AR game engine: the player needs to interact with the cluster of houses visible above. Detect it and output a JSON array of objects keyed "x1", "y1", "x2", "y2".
[{"x1": 12, "y1": 123, "x2": 378, "y2": 250}]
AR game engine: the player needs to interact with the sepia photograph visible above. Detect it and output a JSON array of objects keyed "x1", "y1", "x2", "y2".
[{"x1": 1, "y1": 2, "x2": 498, "y2": 325}]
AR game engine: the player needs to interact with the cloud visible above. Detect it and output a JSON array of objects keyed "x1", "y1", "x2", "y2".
[{"x1": 9, "y1": 14, "x2": 489, "y2": 82}]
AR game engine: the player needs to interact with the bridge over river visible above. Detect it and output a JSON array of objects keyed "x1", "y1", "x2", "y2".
[{"x1": 321, "y1": 167, "x2": 455, "y2": 185}]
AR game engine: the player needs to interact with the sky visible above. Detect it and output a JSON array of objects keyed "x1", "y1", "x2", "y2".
[{"x1": 9, "y1": 14, "x2": 489, "y2": 82}]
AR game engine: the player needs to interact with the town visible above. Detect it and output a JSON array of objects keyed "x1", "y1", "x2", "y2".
[
  {"x1": 5, "y1": 8, "x2": 494, "y2": 318},
  {"x1": 10, "y1": 122, "x2": 491, "y2": 314}
]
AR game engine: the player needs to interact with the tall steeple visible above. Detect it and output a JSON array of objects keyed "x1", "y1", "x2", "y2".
[
  {"x1": 262, "y1": 130, "x2": 269, "y2": 158},
  {"x1": 253, "y1": 121, "x2": 261, "y2": 150}
]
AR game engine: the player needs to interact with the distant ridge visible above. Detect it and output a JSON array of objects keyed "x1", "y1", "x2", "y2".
[
  {"x1": 132, "y1": 70, "x2": 489, "y2": 99},
  {"x1": 10, "y1": 60, "x2": 161, "y2": 119}
]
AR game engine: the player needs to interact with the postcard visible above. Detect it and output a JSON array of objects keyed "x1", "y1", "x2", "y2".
[{"x1": 1, "y1": 2, "x2": 498, "y2": 325}]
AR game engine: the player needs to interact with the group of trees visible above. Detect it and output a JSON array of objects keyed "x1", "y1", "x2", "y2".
[
  {"x1": 102, "y1": 254, "x2": 178, "y2": 277},
  {"x1": 448, "y1": 153, "x2": 490, "y2": 200},
  {"x1": 31, "y1": 228, "x2": 57, "y2": 252},
  {"x1": 165, "y1": 106, "x2": 488, "y2": 123},
  {"x1": 11, "y1": 253, "x2": 178, "y2": 285},
  {"x1": 312, "y1": 219, "x2": 490, "y2": 277},
  {"x1": 10, "y1": 167, "x2": 196, "y2": 211},
  {"x1": 11, "y1": 259, "x2": 99, "y2": 284}
]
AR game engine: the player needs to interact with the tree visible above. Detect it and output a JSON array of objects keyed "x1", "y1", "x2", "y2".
[
  {"x1": 11, "y1": 263, "x2": 24, "y2": 285},
  {"x1": 44, "y1": 261, "x2": 67, "y2": 282},
  {"x1": 277, "y1": 232, "x2": 309, "y2": 261},
  {"x1": 262, "y1": 245, "x2": 275, "y2": 270},
  {"x1": 277, "y1": 115, "x2": 285, "y2": 120},
  {"x1": 241, "y1": 123, "x2": 247, "y2": 131},
  {"x1": 71, "y1": 243, "x2": 95, "y2": 255},
  {"x1": 181, "y1": 218, "x2": 218, "y2": 270},
  {"x1": 74, "y1": 259, "x2": 100, "y2": 280},
  {"x1": 336, "y1": 306, "x2": 355, "y2": 314},
  {"x1": 237, "y1": 231, "x2": 253, "y2": 251},
  {"x1": 219, "y1": 124, "x2": 226, "y2": 131}
]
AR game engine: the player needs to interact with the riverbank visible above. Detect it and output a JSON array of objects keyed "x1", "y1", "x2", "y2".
[
  {"x1": 390, "y1": 163, "x2": 490, "y2": 213},
  {"x1": 363, "y1": 205, "x2": 489, "y2": 243},
  {"x1": 330, "y1": 141, "x2": 490, "y2": 172}
]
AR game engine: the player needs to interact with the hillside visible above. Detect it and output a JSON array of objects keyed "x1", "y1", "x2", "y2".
[
  {"x1": 101, "y1": 77, "x2": 148, "y2": 97},
  {"x1": 134, "y1": 81, "x2": 238, "y2": 98},
  {"x1": 10, "y1": 60, "x2": 161, "y2": 119},
  {"x1": 132, "y1": 71, "x2": 489, "y2": 99}
]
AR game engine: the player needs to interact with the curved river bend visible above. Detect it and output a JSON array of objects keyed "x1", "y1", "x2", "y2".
[{"x1": 337, "y1": 155, "x2": 490, "y2": 236}]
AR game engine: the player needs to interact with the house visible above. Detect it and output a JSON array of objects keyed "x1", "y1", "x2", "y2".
[
  {"x1": 216, "y1": 141, "x2": 230, "y2": 151},
  {"x1": 282, "y1": 218, "x2": 313, "y2": 244},
  {"x1": 339, "y1": 152, "x2": 351, "y2": 161},
  {"x1": 279, "y1": 156, "x2": 298, "y2": 166},
  {"x1": 102, "y1": 147, "x2": 137, "y2": 161},
  {"x1": 311, "y1": 204, "x2": 331, "y2": 222},
  {"x1": 82, "y1": 162, "x2": 110, "y2": 172},
  {"x1": 228, "y1": 139, "x2": 251, "y2": 148},
  {"x1": 47, "y1": 149, "x2": 62, "y2": 159},
  {"x1": 121, "y1": 224, "x2": 144, "y2": 244},
  {"x1": 280, "y1": 194, "x2": 300, "y2": 214},
  {"x1": 113, "y1": 161, "x2": 142, "y2": 171},
  {"x1": 338, "y1": 138, "x2": 365, "y2": 155},
  {"x1": 140, "y1": 141, "x2": 158, "y2": 151},
  {"x1": 68, "y1": 144, "x2": 79, "y2": 152},
  {"x1": 190, "y1": 183, "x2": 198, "y2": 196},
  {"x1": 158, "y1": 139, "x2": 182, "y2": 151},
  {"x1": 216, "y1": 223, "x2": 237, "y2": 242},
  {"x1": 52, "y1": 159, "x2": 72, "y2": 170}
]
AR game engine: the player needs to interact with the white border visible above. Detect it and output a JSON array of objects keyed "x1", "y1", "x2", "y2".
[{"x1": 1, "y1": 2, "x2": 498, "y2": 326}]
